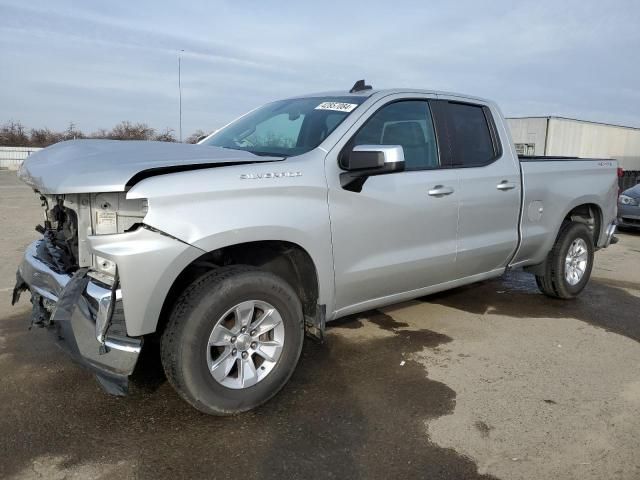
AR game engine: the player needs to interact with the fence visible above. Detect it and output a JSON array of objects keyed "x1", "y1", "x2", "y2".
[{"x1": 0, "y1": 146, "x2": 43, "y2": 170}]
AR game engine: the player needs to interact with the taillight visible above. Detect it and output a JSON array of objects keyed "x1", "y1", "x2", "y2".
[{"x1": 618, "y1": 167, "x2": 624, "y2": 195}]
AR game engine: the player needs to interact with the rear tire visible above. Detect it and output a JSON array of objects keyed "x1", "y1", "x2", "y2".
[
  {"x1": 161, "y1": 266, "x2": 304, "y2": 415},
  {"x1": 535, "y1": 222, "x2": 594, "y2": 299}
]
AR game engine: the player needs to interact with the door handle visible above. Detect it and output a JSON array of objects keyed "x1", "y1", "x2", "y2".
[
  {"x1": 428, "y1": 185, "x2": 454, "y2": 197},
  {"x1": 496, "y1": 180, "x2": 516, "y2": 191}
]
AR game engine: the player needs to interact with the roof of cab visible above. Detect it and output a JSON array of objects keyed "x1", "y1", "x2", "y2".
[{"x1": 286, "y1": 88, "x2": 492, "y2": 104}]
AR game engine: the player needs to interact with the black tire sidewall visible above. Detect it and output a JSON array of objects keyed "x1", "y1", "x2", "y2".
[
  {"x1": 172, "y1": 270, "x2": 303, "y2": 414},
  {"x1": 553, "y1": 223, "x2": 594, "y2": 297}
]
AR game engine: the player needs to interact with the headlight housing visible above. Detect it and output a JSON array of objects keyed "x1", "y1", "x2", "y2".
[
  {"x1": 619, "y1": 194, "x2": 639, "y2": 206},
  {"x1": 91, "y1": 193, "x2": 148, "y2": 234},
  {"x1": 89, "y1": 193, "x2": 148, "y2": 277}
]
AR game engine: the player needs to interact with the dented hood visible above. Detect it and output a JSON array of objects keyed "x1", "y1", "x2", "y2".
[{"x1": 18, "y1": 139, "x2": 282, "y2": 194}]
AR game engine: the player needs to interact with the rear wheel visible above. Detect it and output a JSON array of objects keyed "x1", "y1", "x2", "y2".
[
  {"x1": 535, "y1": 222, "x2": 594, "y2": 299},
  {"x1": 161, "y1": 266, "x2": 304, "y2": 415}
]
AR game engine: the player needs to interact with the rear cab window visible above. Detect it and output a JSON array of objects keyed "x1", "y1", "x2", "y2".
[{"x1": 430, "y1": 100, "x2": 502, "y2": 168}]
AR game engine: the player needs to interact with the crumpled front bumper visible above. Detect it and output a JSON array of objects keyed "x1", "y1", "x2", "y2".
[{"x1": 13, "y1": 240, "x2": 142, "y2": 395}]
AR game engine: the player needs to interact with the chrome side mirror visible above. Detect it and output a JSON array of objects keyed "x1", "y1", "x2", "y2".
[
  {"x1": 343, "y1": 145, "x2": 406, "y2": 172},
  {"x1": 339, "y1": 145, "x2": 406, "y2": 192}
]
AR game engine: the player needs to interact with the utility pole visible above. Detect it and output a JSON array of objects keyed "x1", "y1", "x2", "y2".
[{"x1": 178, "y1": 49, "x2": 184, "y2": 142}]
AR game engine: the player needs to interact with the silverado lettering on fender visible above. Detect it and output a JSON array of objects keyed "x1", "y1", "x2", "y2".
[{"x1": 13, "y1": 81, "x2": 618, "y2": 414}]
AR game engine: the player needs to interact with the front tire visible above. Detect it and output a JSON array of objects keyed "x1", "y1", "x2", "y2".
[
  {"x1": 161, "y1": 266, "x2": 304, "y2": 415},
  {"x1": 535, "y1": 221, "x2": 594, "y2": 299}
]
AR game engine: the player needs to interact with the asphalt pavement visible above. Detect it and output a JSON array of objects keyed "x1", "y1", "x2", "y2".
[{"x1": 1, "y1": 170, "x2": 639, "y2": 480}]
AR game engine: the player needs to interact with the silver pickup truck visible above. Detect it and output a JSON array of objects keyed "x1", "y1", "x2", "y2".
[{"x1": 13, "y1": 81, "x2": 618, "y2": 415}]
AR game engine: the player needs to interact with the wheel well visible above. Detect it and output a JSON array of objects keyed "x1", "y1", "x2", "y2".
[
  {"x1": 564, "y1": 203, "x2": 602, "y2": 246},
  {"x1": 156, "y1": 241, "x2": 320, "y2": 335},
  {"x1": 525, "y1": 203, "x2": 603, "y2": 277}
]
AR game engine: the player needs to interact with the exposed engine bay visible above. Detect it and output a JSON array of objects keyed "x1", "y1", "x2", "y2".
[
  {"x1": 36, "y1": 195, "x2": 79, "y2": 274},
  {"x1": 32, "y1": 192, "x2": 148, "y2": 278},
  {"x1": 13, "y1": 191, "x2": 146, "y2": 330}
]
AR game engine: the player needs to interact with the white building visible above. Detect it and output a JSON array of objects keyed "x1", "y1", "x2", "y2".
[
  {"x1": 0, "y1": 146, "x2": 42, "y2": 170},
  {"x1": 506, "y1": 116, "x2": 640, "y2": 170}
]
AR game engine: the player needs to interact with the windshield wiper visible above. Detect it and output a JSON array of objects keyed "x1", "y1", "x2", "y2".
[
  {"x1": 246, "y1": 150, "x2": 288, "y2": 158},
  {"x1": 207, "y1": 145, "x2": 287, "y2": 158}
]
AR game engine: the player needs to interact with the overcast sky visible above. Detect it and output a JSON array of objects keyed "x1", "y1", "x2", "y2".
[{"x1": 1, "y1": 0, "x2": 639, "y2": 137}]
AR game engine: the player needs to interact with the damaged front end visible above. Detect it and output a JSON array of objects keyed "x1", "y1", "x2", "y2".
[{"x1": 12, "y1": 192, "x2": 144, "y2": 395}]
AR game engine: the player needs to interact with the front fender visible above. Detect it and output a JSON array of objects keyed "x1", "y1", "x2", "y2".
[
  {"x1": 88, "y1": 228, "x2": 205, "y2": 336},
  {"x1": 126, "y1": 156, "x2": 335, "y2": 317}
]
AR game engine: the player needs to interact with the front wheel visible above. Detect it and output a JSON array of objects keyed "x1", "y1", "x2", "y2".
[
  {"x1": 161, "y1": 266, "x2": 304, "y2": 415},
  {"x1": 535, "y1": 221, "x2": 595, "y2": 299}
]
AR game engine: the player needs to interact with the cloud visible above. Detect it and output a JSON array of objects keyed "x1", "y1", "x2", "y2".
[{"x1": 0, "y1": 0, "x2": 638, "y2": 134}]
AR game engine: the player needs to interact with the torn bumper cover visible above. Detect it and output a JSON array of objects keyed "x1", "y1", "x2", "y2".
[{"x1": 13, "y1": 240, "x2": 141, "y2": 395}]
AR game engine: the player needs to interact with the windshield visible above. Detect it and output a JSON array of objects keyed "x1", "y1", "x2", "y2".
[{"x1": 202, "y1": 96, "x2": 366, "y2": 157}]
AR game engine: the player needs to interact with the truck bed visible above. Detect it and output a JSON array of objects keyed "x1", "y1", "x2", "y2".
[{"x1": 510, "y1": 157, "x2": 618, "y2": 268}]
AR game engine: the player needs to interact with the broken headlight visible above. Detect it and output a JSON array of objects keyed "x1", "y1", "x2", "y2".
[
  {"x1": 91, "y1": 193, "x2": 148, "y2": 235},
  {"x1": 90, "y1": 193, "x2": 148, "y2": 277}
]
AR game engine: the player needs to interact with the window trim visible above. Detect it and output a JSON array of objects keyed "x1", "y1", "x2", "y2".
[
  {"x1": 434, "y1": 100, "x2": 503, "y2": 169},
  {"x1": 482, "y1": 105, "x2": 503, "y2": 162},
  {"x1": 338, "y1": 98, "x2": 443, "y2": 172}
]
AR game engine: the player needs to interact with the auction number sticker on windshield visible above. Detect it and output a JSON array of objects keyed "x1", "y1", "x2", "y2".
[{"x1": 315, "y1": 102, "x2": 358, "y2": 112}]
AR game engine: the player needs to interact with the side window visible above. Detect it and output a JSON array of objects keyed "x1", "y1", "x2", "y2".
[
  {"x1": 350, "y1": 101, "x2": 439, "y2": 170},
  {"x1": 432, "y1": 101, "x2": 500, "y2": 167}
]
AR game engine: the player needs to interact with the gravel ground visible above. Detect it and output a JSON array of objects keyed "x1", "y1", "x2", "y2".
[{"x1": 1, "y1": 170, "x2": 638, "y2": 479}]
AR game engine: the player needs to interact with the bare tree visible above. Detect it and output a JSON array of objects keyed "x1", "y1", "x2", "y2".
[
  {"x1": 0, "y1": 120, "x2": 207, "y2": 147},
  {"x1": 62, "y1": 122, "x2": 85, "y2": 141},
  {"x1": 155, "y1": 128, "x2": 177, "y2": 142},
  {"x1": 0, "y1": 120, "x2": 30, "y2": 146},
  {"x1": 185, "y1": 129, "x2": 208, "y2": 144},
  {"x1": 89, "y1": 128, "x2": 109, "y2": 139},
  {"x1": 108, "y1": 121, "x2": 155, "y2": 140},
  {"x1": 30, "y1": 128, "x2": 62, "y2": 147}
]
